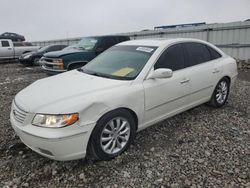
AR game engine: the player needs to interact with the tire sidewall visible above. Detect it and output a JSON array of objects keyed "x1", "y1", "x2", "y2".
[{"x1": 90, "y1": 109, "x2": 136, "y2": 160}]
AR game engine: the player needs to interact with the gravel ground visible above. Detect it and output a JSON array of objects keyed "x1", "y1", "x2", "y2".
[{"x1": 0, "y1": 62, "x2": 249, "y2": 188}]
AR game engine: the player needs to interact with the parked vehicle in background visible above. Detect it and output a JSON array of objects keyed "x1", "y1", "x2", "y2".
[
  {"x1": 0, "y1": 39, "x2": 40, "y2": 61},
  {"x1": 0, "y1": 32, "x2": 25, "y2": 42},
  {"x1": 14, "y1": 42, "x2": 35, "y2": 47},
  {"x1": 19, "y1": 44, "x2": 67, "y2": 66},
  {"x1": 62, "y1": 44, "x2": 77, "y2": 51},
  {"x1": 40, "y1": 35, "x2": 130, "y2": 74},
  {"x1": 10, "y1": 38, "x2": 237, "y2": 161}
]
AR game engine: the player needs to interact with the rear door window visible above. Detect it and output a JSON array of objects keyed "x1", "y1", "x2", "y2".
[
  {"x1": 48, "y1": 45, "x2": 60, "y2": 51},
  {"x1": 183, "y1": 42, "x2": 211, "y2": 67},
  {"x1": 57, "y1": 45, "x2": 66, "y2": 50},
  {"x1": 154, "y1": 44, "x2": 185, "y2": 71},
  {"x1": 206, "y1": 46, "x2": 222, "y2": 60},
  {"x1": 1, "y1": 41, "x2": 10, "y2": 47}
]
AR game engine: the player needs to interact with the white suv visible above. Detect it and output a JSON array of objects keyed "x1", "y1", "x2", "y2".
[{"x1": 10, "y1": 38, "x2": 238, "y2": 161}]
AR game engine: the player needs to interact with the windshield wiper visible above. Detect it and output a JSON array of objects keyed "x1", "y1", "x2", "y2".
[
  {"x1": 77, "y1": 46, "x2": 86, "y2": 50},
  {"x1": 78, "y1": 68, "x2": 113, "y2": 79}
]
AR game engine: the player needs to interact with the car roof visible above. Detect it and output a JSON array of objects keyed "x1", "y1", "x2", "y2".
[
  {"x1": 2, "y1": 32, "x2": 21, "y2": 36},
  {"x1": 118, "y1": 38, "x2": 209, "y2": 47}
]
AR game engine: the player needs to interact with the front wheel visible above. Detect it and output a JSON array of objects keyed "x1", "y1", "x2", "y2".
[
  {"x1": 33, "y1": 58, "x2": 40, "y2": 66},
  {"x1": 209, "y1": 78, "x2": 230, "y2": 108},
  {"x1": 89, "y1": 109, "x2": 136, "y2": 160}
]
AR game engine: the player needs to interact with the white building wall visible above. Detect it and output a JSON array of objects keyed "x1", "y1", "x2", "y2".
[{"x1": 32, "y1": 21, "x2": 250, "y2": 61}]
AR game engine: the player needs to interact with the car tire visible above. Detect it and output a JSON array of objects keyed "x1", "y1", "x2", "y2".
[
  {"x1": 208, "y1": 77, "x2": 230, "y2": 108},
  {"x1": 89, "y1": 109, "x2": 136, "y2": 161},
  {"x1": 33, "y1": 58, "x2": 40, "y2": 66}
]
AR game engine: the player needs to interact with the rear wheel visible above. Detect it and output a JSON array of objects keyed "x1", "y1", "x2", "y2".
[
  {"x1": 89, "y1": 109, "x2": 136, "y2": 160},
  {"x1": 209, "y1": 77, "x2": 230, "y2": 107}
]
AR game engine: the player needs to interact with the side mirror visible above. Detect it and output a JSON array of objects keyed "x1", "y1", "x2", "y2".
[{"x1": 148, "y1": 68, "x2": 173, "y2": 79}]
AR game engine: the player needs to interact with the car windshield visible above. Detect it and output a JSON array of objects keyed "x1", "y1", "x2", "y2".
[
  {"x1": 37, "y1": 46, "x2": 49, "y2": 52},
  {"x1": 75, "y1": 37, "x2": 98, "y2": 50},
  {"x1": 63, "y1": 45, "x2": 76, "y2": 51},
  {"x1": 81, "y1": 45, "x2": 157, "y2": 80}
]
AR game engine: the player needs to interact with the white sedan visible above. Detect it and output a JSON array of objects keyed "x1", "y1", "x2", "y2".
[{"x1": 10, "y1": 38, "x2": 238, "y2": 161}]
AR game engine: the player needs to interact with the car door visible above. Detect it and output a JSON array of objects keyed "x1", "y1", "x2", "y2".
[
  {"x1": 182, "y1": 42, "x2": 222, "y2": 105},
  {"x1": 143, "y1": 44, "x2": 191, "y2": 123},
  {"x1": 0, "y1": 40, "x2": 13, "y2": 58}
]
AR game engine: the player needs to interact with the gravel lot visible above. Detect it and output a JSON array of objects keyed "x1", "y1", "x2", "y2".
[{"x1": 0, "y1": 62, "x2": 249, "y2": 188}]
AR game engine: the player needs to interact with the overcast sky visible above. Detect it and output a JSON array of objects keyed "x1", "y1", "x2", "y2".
[{"x1": 0, "y1": 0, "x2": 249, "y2": 41}]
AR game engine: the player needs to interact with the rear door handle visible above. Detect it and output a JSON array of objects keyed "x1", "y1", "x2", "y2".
[
  {"x1": 180, "y1": 78, "x2": 190, "y2": 84},
  {"x1": 212, "y1": 69, "x2": 220, "y2": 73},
  {"x1": 7, "y1": 48, "x2": 12, "y2": 50}
]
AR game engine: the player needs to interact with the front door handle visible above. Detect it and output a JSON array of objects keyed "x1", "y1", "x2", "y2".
[{"x1": 180, "y1": 78, "x2": 190, "y2": 84}]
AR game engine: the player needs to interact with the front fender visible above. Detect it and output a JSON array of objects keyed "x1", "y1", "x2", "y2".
[
  {"x1": 67, "y1": 61, "x2": 89, "y2": 70},
  {"x1": 78, "y1": 83, "x2": 145, "y2": 129},
  {"x1": 62, "y1": 52, "x2": 96, "y2": 69}
]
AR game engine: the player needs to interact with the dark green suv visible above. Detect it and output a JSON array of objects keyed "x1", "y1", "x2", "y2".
[{"x1": 40, "y1": 35, "x2": 130, "y2": 74}]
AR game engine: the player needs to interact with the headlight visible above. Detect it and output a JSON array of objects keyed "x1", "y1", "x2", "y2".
[
  {"x1": 53, "y1": 59, "x2": 64, "y2": 69},
  {"x1": 53, "y1": 59, "x2": 63, "y2": 64},
  {"x1": 24, "y1": 54, "x2": 32, "y2": 59},
  {"x1": 32, "y1": 113, "x2": 79, "y2": 128}
]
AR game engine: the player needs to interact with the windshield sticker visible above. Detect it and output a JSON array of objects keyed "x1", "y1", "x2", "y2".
[
  {"x1": 112, "y1": 67, "x2": 135, "y2": 77},
  {"x1": 136, "y1": 47, "x2": 154, "y2": 53}
]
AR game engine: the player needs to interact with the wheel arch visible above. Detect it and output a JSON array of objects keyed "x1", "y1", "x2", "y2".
[
  {"x1": 118, "y1": 107, "x2": 139, "y2": 131},
  {"x1": 22, "y1": 51, "x2": 31, "y2": 54},
  {"x1": 223, "y1": 75, "x2": 231, "y2": 86},
  {"x1": 85, "y1": 107, "x2": 139, "y2": 160},
  {"x1": 96, "y1": 107, "x2": 139, "y2": 131}
]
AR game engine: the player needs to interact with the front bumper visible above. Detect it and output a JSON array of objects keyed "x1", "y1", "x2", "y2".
[
  {"x1": 10, "y1": 102, "x2": 95, "y2": 161},
  {"x1": 40, "y1": 58, "x2": 67, "y2": 75},
  {"x1": 19, "y1": 57, "x2": 33, "y2": 65}
]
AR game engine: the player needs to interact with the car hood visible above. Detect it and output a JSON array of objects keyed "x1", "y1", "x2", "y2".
[
  {"x1": 15, "y1": 70, "x2": 130, "y2": 113},
  {"x1": 44, "y1": 48, "x2": 88, "y2": 58},
  {"x1": 21, "y1": 51, "x2": 36, "y2": 57}
]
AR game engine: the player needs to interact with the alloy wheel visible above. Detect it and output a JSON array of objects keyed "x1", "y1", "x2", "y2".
[
  {"x1": 216, "y1": 80, "x2": 228, "y2": 104},
  {"x1": 100, "y1": 117, "x2": 131, "y2": 155}
]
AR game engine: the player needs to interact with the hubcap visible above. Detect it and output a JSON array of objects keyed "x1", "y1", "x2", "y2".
[
  {"x1": 100, "y1": 117, "x2": 130, "y2": 155},
  {"x1": 34, "y1": 58, "x2": 40, "y2": 65},
  {"x1": 216, "y1": 81, "x2": 228, "y2": 104}
]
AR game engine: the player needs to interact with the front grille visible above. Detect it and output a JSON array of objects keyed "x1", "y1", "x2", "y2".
[
  {"x1": 13, "y1": 101, "x2": 28, "y2": 124},
  {"x1": 44, "y1": 63, "x2": 53, "y2": 68},
  {"x1": 43, "y1": 58, "x2": 54, "y2": 63}
]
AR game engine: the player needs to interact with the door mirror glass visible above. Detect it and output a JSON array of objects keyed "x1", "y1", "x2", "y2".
[{"x1": 148, "y1": 68, "x2": 173, "y2": 79}]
